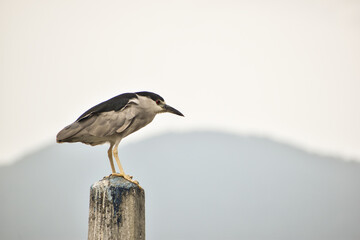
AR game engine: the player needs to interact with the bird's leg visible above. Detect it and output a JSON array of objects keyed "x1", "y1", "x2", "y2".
[
  {"x1": 113, "y1": 147, "x2": 126, "y2": 176},
  {"x1": 112, "y1": 147, "x2": 139, "y2": 185},
  {"x1": 108, "y1": 144, "x2": 116, "y2": 174}
]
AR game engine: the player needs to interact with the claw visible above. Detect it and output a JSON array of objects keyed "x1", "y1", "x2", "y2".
[{"x1": 109, "y1": 173, "x2": 141, "y2": 187}]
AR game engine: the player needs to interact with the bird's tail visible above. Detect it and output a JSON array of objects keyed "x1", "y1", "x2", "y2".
[{"x1": 56, "y1": 122, "x2": 82, "y2": 143}]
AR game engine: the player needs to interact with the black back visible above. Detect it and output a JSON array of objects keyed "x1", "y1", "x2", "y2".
[{"x1": 76, "y1": 93, "x2": 137, "y2": 122}]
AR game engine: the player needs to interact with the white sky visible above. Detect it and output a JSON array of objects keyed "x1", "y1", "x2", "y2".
[{"x1": 1, "y1": 0, "x2": 360, "y2": 165}]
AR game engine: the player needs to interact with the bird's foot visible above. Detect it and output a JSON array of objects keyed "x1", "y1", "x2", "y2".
[
  {"x1": 109, "y1": 173, "x2": 133, "y2": 179},
  {"x1": 110, "y1": 173, "x2": 140, "y2": 186}
]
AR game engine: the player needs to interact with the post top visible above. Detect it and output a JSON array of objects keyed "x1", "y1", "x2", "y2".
[{"x1": 91, "y1": 176, "x2": 142, "y2": 190}]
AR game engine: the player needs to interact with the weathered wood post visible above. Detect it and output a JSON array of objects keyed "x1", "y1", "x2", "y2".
[{"x1": 88, "y1": 176, "x2": 145, "y2": 240}]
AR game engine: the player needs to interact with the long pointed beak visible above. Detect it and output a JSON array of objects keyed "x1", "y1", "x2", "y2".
[{"x1": 164, "y1": 104, "x2": 184, "y2": 117}]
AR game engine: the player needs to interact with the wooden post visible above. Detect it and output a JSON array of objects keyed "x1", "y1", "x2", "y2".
[{"x1": 88, "y1": 176, "x2": 145, "y2": 240}]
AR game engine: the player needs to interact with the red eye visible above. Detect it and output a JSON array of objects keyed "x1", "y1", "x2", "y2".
[{"x1": 156, "y1": 100, "x2": 161, "y2": 105}]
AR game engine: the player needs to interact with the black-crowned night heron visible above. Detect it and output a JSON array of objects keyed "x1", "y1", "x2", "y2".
[{"x1": 56, "y1": 91, "x2": 184, "y2": 185}]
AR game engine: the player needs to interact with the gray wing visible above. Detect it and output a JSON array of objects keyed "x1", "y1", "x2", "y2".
[
  {"x1": 56, "y1": 101, "x2": 138, "y2": 143},
  {"x1": 86, "y1": 108, "x2": 136, "y2": 137}
]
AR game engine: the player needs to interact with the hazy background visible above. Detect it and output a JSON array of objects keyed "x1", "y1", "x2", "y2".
[
  {"x1": 1, "y1": 0, "x2": 360, "y2": 164},
  {"x1": 1, "y1": 132, "x2": 360, "y2": 240}
]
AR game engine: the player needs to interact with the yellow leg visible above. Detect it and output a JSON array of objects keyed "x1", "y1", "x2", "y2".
[
  {"x1": 108, "y1": 144, "x2": 116, "y2": 174},
  {"x1": 112, "y1": 146, "x2": 140, "y2": 186},
  {"x1": 113, "y1": 147, "x2": 125, "y2": 175}
]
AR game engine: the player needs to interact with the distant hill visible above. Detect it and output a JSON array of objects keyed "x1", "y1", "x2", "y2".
[{"x1": 0, "y1": 131, "x2": 359, "y2": 240}]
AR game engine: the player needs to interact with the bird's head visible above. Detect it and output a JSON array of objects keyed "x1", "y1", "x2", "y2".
[{"x1": 136, "y1": 91, "x2": 184, "y2": 117}]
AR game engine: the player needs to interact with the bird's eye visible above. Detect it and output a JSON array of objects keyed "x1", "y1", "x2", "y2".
[{"x1": 156, "y1": 100, "x2": 161, "y2": 105}]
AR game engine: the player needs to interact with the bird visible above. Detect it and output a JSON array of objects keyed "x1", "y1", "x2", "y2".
[{"x1": 56, "y1": 91, "x2": 184, "y2": 185}]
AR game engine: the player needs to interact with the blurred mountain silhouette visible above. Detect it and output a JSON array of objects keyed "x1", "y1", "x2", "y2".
[{"x1": 0, "y1": 131, "x2": 359, "y2": 240}]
